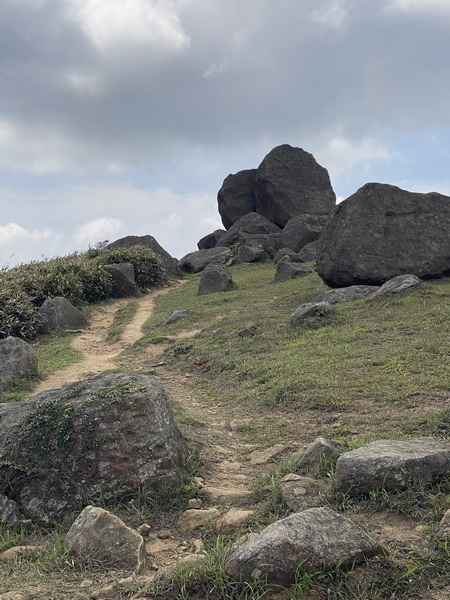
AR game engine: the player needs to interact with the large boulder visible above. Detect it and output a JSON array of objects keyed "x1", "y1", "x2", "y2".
[
  {"x1": 217, "y1": 169, "x2": 257, "y2": 229},
  {"x1": 197, "y1": 229, "x2": 226, "y2": 250},
  {"x1": 104, "y1": 263, "x2": 138, "y2": 298},
  {"x1": 108, "y1": 235, "x2": 182, "y2": 279},
  {"x1": 198, "y1": 264, "x2": 234, "y2": 295},
  {"x1": 220, "y1": 212, "x2": 281, "y2": 248},
  {"x1": 297, "y1": 239, "x2": 320, "y2": 262},
  {"x1": 255, "y1": 145, "x2": 336, "y2": 228},
  {"x1": 280, "y1": 214, "x2": 326, "y2": 253},
  {"x1": 0, "y1": 337, "x2": 38, "y2": 391},
  {"x1": 0, "y1": 373, "x2": 184, "y2": 525},
  {"x1": 38, "y1": 297, "x2": 85, "y2": 334},
  {"x1": 316, "y1": 183, "x2": 450, "y2": 287},
  {"x1": 179, "y1": 247, "x2": 232, "y2": 273},
  {"x1": 225, "y1": 507, "x2": 383, "y2": 585},
  {"x1": 335, "y1": 438, "x2": 450, "y2": 496}
]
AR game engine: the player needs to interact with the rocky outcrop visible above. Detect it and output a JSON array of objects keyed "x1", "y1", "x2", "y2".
[
  {"x1": 316, "y1": 183, "x2": 450, "y2": 287},
  {"x1": 104, "y1": 263, "x2": 138, "y2": 297},
  {"x1": 0, "y1": 373, "x2": 184, "y2": 524},
  {"x1": 335, "y1": 438, "x2": 450, "y2": 496},
  {"x1": 108, "y1": 235, "x2": 182, "y2": 279},
  {"x1": 225, "y1": 507, "x2": 383, "y2": 585},
  {"x1": 218, "y1": 169, "x2": 257, "y2": 229},
  {"x1": 38, "y1": 297, "x2": 85, "y2": 334},
  {"x1": 255, "y1": 145, "x2": 336, "y2": 228},
  {"x1": 198, "y1": 264, "x2": 234, "y2": 295},
  {"x1": 179, "y1": 247, "x2": 232, "y2": 273},
  {"x1": 66, "y1": 506, "x2": 146, "y2": 572},
  {"x1": 0, "y1": 337, "x2": 38, "y2": 391}
]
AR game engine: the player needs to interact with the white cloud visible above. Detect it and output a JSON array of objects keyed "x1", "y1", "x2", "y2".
[
  {"x1": 383, "y1": 0, "x2": 450, "y2": 15},
  {"x1": 0, "y1": 223, "x2": 59, "y2": 268},
  {"x1": 73, "y1": 218, "x2": 123, "y2": 246},
  {"x1": 311, "y1": 1, "x2": 350, "y2": 29},
  {"x1": 202, "y1": 61, "x2": 227, "y2": 79},
  {"x1": 67, "y1": 0, "x2": 190, "y2": 51}
]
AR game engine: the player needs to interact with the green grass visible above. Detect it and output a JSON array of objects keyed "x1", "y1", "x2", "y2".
[
  {"x1": 106, "y1": 299, "x2": 139, "y2": 342},
  {"x1": 36, "y1": 333, "x2": 82, "y2": 376}
]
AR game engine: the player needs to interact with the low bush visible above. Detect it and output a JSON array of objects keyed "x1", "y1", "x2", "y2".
[{"x1": 0, "y1": 287, "x2": 39, "y2": 339}]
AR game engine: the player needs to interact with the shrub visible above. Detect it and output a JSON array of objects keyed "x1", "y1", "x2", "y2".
[{"x1": 0, "y1": 287, "x2": 39, "y2": 339}]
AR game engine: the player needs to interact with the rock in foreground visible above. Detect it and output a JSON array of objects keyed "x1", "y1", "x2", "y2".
[
  {"x1": 316, "y1": 183, "x2": 450, "y2": 287},
  {"x1": 0, "y1": 337, "x2": 38, "y2": 391},
  {"x1": 0, "y1": 373, "x2": 184, "y2": 524},
  {"x1": 225, "y1": 507, "x2": 383, "y2": 586}
]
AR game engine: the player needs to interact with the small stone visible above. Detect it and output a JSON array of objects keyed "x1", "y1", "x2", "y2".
[
  {"x1": 188, "y1": 498, "x2": 203, "y2": 509},
  {"x1": 80, "y1": 580, "x2": 94, "y2": 589},
  {"x1": 156, "y1": 529, "x2": 172, "y2": 539},
  {"x1": 90, "y1": 585, "x2": 118, "y2": 600},
  {"x1": 249, "y1": 444, "x2": 287, "y2": 465},
  {"x1": 137, "y1": 523, "x2": 152, "y2": 537},
  {"x1": 193, "y1": 476, "x2": 205, "y2": 489},
  {"x1": 215, "y1": 509, "x2": 255, "y2": 532},
  {"x1": 204, "y1": 487, "x2": 251, "y2": 504},
  {"x1": 279, "y1": 474, "x2": 329, "y2": 511},
  {"x1": 192, "y1": 539, "x2": 205, "y2": 553},
  {"x1": 0, "y1": 545, "x2": 38, "y2": 561},
  {"x1": 176, "y1": 508, "x2": 220, "y2": 531}
]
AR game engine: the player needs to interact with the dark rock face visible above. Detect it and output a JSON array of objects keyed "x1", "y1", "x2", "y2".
[
  {"x1": 0, "y1": 337, "x2": 38, "y2": 391},
  {"x1": 198, "y1": 264, "x2": 234, "y2": 295},
  {"x1": 274, "y1": 247, "x2": 301, "y2": 264},
  {"x1": 104, "y1": 263, "x2": 138, "y2": 298},
  {"x1": 237, "y1": 244, "x2": 265, "y2": 264},
  {"x1": 220, "y1": 213, "x2": 281, "y2": 248},
  {"x1": 179, "y1": 247, "x2": 232, "y2": 273},
  {"x1": 316, "y1": 183, "x2": 450, "y2": 287},
  {"x1": 225, "y1": 507, "x2": 383, "y2": 585},
  {"x1": 297, "y1": 239, "x2": 320, "y2": 262},
  {"x1": 255, "y1": 145, "x2": 336, "y2": 228},
  {"x1": 335, "y1": 438, "x2": 450, "y2": 496},
  {"x1": 0, "y1": 373, "x2": 184, "y2": 525},
  {"x1": 217, "y1": 169, "x2": 257, "y2": 229},
  {"x1": 280, "y1": 214, "x2": 326, "y2": 253},
  {"x1": 197, "y1": 229, "x2": 226, "y2": 250},
  {"x1": 108, "y1": 235, "x2": 182, "y2": 279},
  {"x1": 38, "y1": 297, "x2": 85, "y2": 335}
]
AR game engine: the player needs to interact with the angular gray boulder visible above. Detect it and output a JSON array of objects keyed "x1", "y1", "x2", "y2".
[
  {"x1": 108, "y1": 235, "x2": 182, "y2": 279},
  {"x1": 0, "y1": 373, "x2": 184, "y2": 524},
  {"x1": 274, "y1": 257, "x2": 312, "y2": 282},
  {"x1": 66, "y1": 506, "x2": 146, "y2": 572},
  {"x1": 335, "y1": 438, "x2": 450, "y2": 496},
  {"x1": 225, "y1": 507, "x2": 383, "y2": 585},
  {"x1": 104, "y1": 263, "x2": 138, "y2": 297},
  {"x1": 197, "y1": 229, "x2": 226, "y2": 250},
  {"x1": 255, "y1": 145, "x2": 336, "y2": 228},
  {"x1": 198, "y1": 264, "x2": 234, "y2": 295},
  {"x1": 38, "y1": 297, "x2": 85, "y2": 334},
  {"x1": 179, "y1": 247, "x2": 232, "y2": 273},
  {"x1": 316, "y1": 183, "x2": 450, "y2": 287},
  {"x1": 217, "y1": 169, "x2": 257, "y2": 229},
  {"x1": 220, "y1": 212, "x2": 281, "y2": 248},
  {"x1": 297, "y1": 239, "x2": 320, "y2": 262},
  {"x1": 280, "y1": 214, "x2": 326, "y2": 253},
  {"x1": 237, "y1": 244, "x2": 265, "y2": 264},
  {"x1": 274, "y1": 247, "x2": 302, "y2": 264},
  {"x1": 0, "y1": 337, "x2": 38, "y2": 391}
]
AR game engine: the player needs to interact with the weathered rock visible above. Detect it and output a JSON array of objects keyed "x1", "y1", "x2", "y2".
[
  {"x1": 38, "y1": 297, "x2": 85, "y2": 334},
  {"x1": 197, "y1": 229, "x2": 226, "y2": 250},
  {"x1": 274, "y1": 257, "x2": 312, "y2": 282},
  {"x1": 280, "y1": 214, "x2": 326, "y2": 253},
  {"x1": 249, "y1": 444, "x2": 287, "y2": 465},
  {"x1": 290, "y1": 301, "x2": 334, "y2": 324},
  {"x1": 335, "y1": 438, "x2": 450, "y2": 496},
  {"x1": 225, "y1": 507, "x2": 383, "y2": 585},
  {"x1": 221, "y1": 213, "x2": 281, "y2": 247},
  {"x1": 215, "y1": 509, "x2": 255, "y2": 532},
  {"x1": 0, "y1": 493, "x2": 30, "y2": 527},
  {"x1": 372, "y1": 274, "x2": 422, "y2": 297},
  {"x1": 237, "y1": 244, "x2": 265, "y2": 264},
  {"x1": 104, "y1": 263, "x2": 137, "y2": 298},
  {"x1": 0, "y1": 546, "x2": 38, "y2": 562},
  {"x1": 66, "y1": 506, "x2": 146, "y2": 572},
  {"x1": 0, "y1": 373, "x2": 184, "y2": 524},
  {"x1": 312, "y1": 285, "x2": 379, "y2": 305},
  {"x1": 108, "y1": 235, "x2": 182, "y2": 279},
  {"x1": 179, "y1": 247, "x2": 232, "y2": 273},
  {"x1": 0, "y1": 337, "x2": 38, "y2": 391},
  {"x1": 217, "y1": 169, "x2": 257, "y2": 229},
  {"x1": 204, "y1": 487, "x2": 252, "y2": 504},
  {"x1": 298, "y1": 437, "x2": 341, "y2": 473},
  {"x1": 157, "y1": 310, "x2": 188, "y2": 327},
  {"x1": 297, "y1": 239, "x2": 320, "y2": 262},
  {"x1": 198, "y1": 263, "x2": 234, "y2": 295},
  {"x1": 316, "y1": 183, "x2": 450, "y2": 287},
  {"x1": 255, "y1": 145, "x2": 336, "y2": 228},
  {"x1": 176, "y1": 508, "x2": 220, "y2": 531},
  {"x1": 274, "y1": 247, "x2": 301, "y2": 264},
  {"x1": 279, "y1": 474, "x2": 329, "y2": 511}
]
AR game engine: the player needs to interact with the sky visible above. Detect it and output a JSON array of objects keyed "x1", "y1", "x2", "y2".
[{"x1": 1, "y1": 0, "x2": 450, "y2": 267}]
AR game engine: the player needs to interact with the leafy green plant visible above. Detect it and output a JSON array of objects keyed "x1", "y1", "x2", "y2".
[{"x1": 0, "y1": 287, "x2": 39, "y2": 339}]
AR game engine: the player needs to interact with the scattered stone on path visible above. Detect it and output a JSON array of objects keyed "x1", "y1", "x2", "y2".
[
  {"x1": 249, "y1": 443, "x2": 287, "y2": 465},
  {"x1": 66, "y1": 506, "x2": 146, "y2": 573},
  {"x1": 290, "y1": 301, "x2": 334, "y2": 324},
  {"x1": 215, "y1": 509, "x2": 255, "y2": 532},
  {"x1": 279, "y1": 474, "x2": 329, "y2": 512},
  {"x1": 204, "y1": 486, "x2": 252, "y2": 504},
  {"x1": 335, "y1": 438, "x2": 450, "y2": 496},
  {"x1": 297, "y1": 437, "x2": 341, "y2": 473},
  {"x1": 225, "y1": 507, "x2": 384, "y2": 586},
  {"x1": 176, "y1": 508, "x2": 220, "y2": 531}
]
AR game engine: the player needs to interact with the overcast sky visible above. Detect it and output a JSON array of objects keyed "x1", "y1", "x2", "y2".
[{"x1": 1, "y1": 0, "x2": 450, "y2": 267}]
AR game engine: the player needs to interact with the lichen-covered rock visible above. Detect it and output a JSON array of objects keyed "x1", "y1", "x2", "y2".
[
  {"x1": 279, "y1": 474, "x2": 329, "y2": 512},
  {"x1": 38, "y1": 297, "x2": 85, "y2": 334},
  {"x1": 0, "y1": 373, "x2": 184, "y2": 524},
  {"x1": 335, "y1": 438, "x2": 450, "y2": 496},
  {"x1": 66, "y1": 506, "x2": 146, "y2": 572},
  {"x1": 0, "y1": 337, "x2": 38, "y2": 391},
  {"x1": 225, "y1": 507, "x2": 383, "y2": 585},
  {"x1": 198, "y1": 264, "x2": 234, "y2": 295}
]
